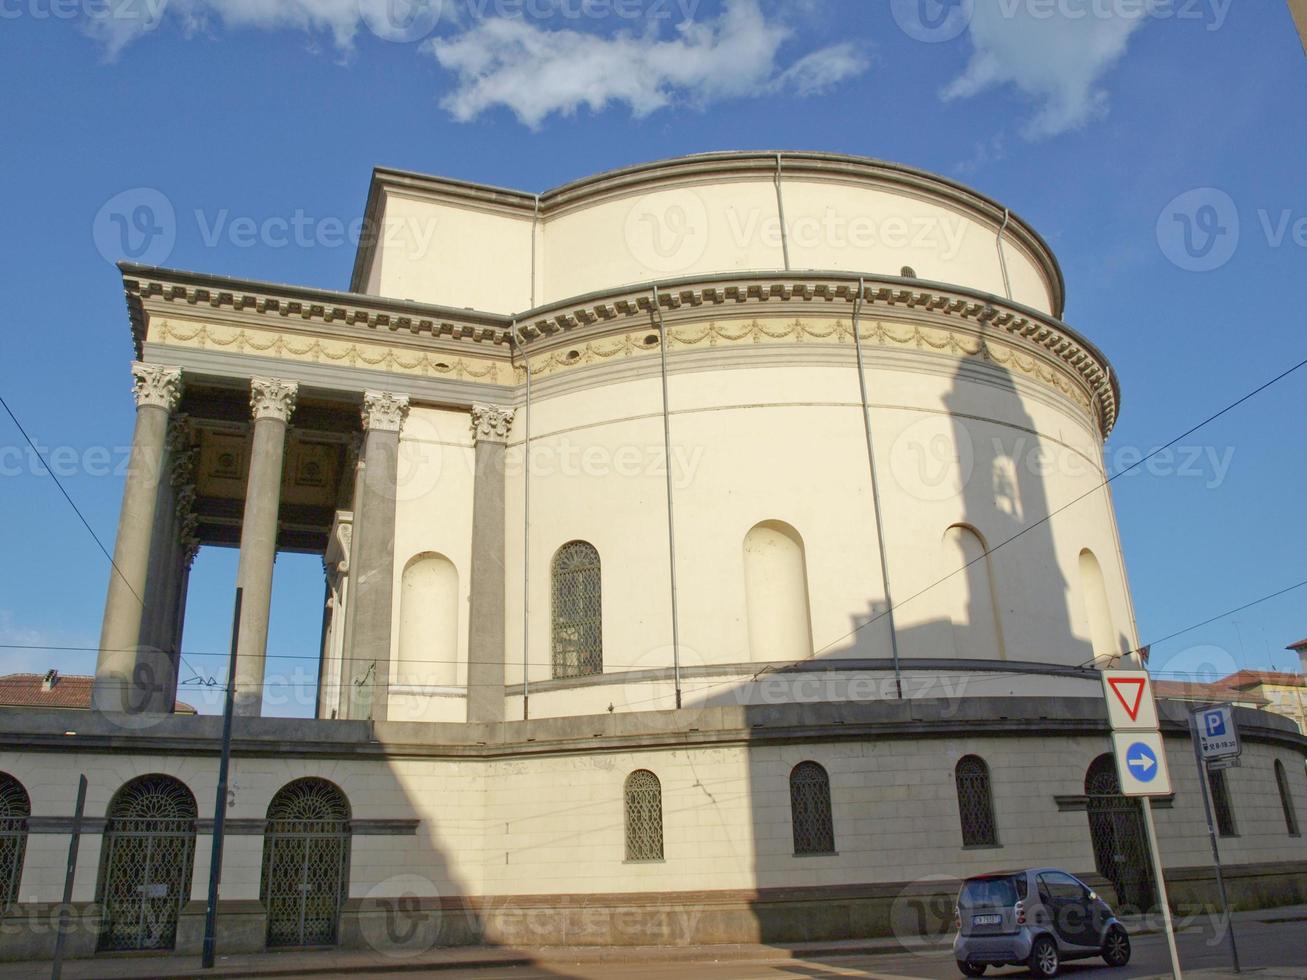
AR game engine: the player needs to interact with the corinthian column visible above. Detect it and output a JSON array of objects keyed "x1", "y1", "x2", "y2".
[
  {"x1": 340, "y1": 391, "x2": 409, "y2": 721},
  {"x1": 94, "y1": 363, "x2": 183, "y2": 713},
  {"x1": 232, "y1": 379, "x2": 297, "y2": 717},
  {"x1": 466, "y1": 404, "x2": 514, "y2": 724}
]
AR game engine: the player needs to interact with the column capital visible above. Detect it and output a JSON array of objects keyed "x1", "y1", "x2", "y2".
[
  {"x1": 131, "y1": 362, "x2": 183, "y2": 411},
  {"x1": 362, "y1": 391, "x2": 410, "y2": 433},
  {"x1": 471, "y1": 404, "x2": 516, "y2": 445},
  {"x1": 250, "y1": 378, "x2": 299, "y2": 422}
]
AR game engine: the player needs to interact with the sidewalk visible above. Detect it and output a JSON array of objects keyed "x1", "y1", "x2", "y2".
[
  {"x1": 0, "y1": 938, "x2": 911, "y2": 980},
  {"x1": 5, "y1": 905, "x2": 1304, "y2": 980}
]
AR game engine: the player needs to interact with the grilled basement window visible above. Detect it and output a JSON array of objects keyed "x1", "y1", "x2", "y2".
[
  {"x1": 790, "y1": 761, "x2": 835, "y2": 856},
  {"x1": 1209, "y1": 768, "x2": 1238, "y2": 838},
  {"x1": 956, "y1": 755, "x2": 999, "y2": 847},
  {"x1": 551, "y1": 541, "x2": 603, "y2": 679},
  {"x1": 0, "y1": 773, "x2": 30, "y2": 913},
  {"x1": 624, "y1": 770, "x2": 664, "y2": 862},
  {"x1": 1275, "y1": 760, "x2": 1300, "y2": 837}
]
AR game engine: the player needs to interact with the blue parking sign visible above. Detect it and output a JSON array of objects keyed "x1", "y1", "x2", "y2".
[{"x1": 1204, "y1": 710, "x2": 1226, "y2": 737}]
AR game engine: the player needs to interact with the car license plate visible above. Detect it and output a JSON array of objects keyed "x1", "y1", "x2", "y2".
[{"x1": 972, "y1": 914, "x2": 1002, "y2": 926}]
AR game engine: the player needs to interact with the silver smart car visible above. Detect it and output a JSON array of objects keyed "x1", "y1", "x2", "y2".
[{"x1": 952, "y1": 869, "x2": 1131, "y2": 977}]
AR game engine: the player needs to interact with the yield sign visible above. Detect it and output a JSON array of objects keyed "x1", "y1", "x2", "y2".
[{"x1": 1101, "y1": 670, "x2": 1160, "y2": 731}]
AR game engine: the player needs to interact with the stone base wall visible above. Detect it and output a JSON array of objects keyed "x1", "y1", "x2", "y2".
[{"x1": 4, "y1": 865, "x2": 1307, "y2": 961}]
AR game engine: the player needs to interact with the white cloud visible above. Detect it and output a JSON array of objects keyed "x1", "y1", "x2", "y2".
[
  {"x1": 428, "y1": 0, "x2": 869, "y2": 127},
  {"x1": 941, "y1": 3, "x2": 1149, "y2": 139}
]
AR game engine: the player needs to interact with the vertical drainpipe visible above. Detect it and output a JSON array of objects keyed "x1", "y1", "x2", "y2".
[
  {"x1": 852, "y1": 278, "x2": 904, "y2": 700},
  {"x1": 652, "y1": 285, "x2": 683, "y2": 709},
  {"x1": 515, "y1": 322, "x2": 533, "y2": 721},
  {"x1": 774, "y1": 153, "x2": 791, "y2": 272},
  {"x1": 996, "y1": 208, "x2": 1013, "y2": 301}
]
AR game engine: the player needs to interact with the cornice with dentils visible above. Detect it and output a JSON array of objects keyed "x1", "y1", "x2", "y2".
[
  {"x1": 349, "y1": 150, "x2": 1068, "y2": 318},
  {"x1": 120, "y1": 264, "x2": 1120, "y2": 436}
]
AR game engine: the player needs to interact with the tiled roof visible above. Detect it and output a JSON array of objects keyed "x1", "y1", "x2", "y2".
[
  {"x1": 0, "y1": 673, "x2": 196, "y2": 713},
  {"x1": 1287, "y1": 637, "x2": 1307, "y2": 652},
  {"x1": 1153, "y1": 678, "x2": 1270, "y2": 706},
  {"x1": 1221, "y1": 669, "x2": 1307, "y2": 689}
]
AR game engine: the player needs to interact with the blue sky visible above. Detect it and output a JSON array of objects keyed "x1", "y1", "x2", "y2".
[{"x1": 0, "y1": 0, "x2": 1303, "y2": 715}]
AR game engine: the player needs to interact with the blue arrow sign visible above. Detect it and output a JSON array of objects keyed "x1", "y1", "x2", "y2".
[{"x1": 1126, "y1": 742, "x2": 1159, "y2": 782}]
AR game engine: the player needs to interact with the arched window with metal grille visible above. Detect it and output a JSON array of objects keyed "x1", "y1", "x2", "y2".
[
  {"x1": 552, "y1": 540, "x2": 603, "y2": 678},
  {"x1": 96, "y1": 774, "x2": 197, "y2": 951},
  {"x1": 955, "y1": 755, "x2": 999, "y2": 847},
  {"x1": 261, "y1": 778, "x2": 351, "y2": 947},
  {"x1": 0, "y1": 773, "x2": 30, "y2": 913},
  {"x1": 1275, "y1": 760, "x2": 1300, "y2": 837},
  {"x1": 790, "y1": 761, "x2": 835, "y2": 856},
  {"x1": 624, "y1": 770, "x2": 663, "y2": 862},
  {"x1": 1209, "y1": 768, "x2": 1238, "y2": 838}
]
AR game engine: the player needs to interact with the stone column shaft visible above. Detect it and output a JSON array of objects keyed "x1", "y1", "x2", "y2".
[
  {"x1": 232, "y1": 379, "x2": 297, "y2": 717},
  {"x1": 466, "y1": 404, "x2": 515, "y2": 724},
  {"x1": 341, "y1": 392, "x2": 408, "y2": 721},
  {"x1": 94, "y1": 363, "x2": 182, "y2": 713}
]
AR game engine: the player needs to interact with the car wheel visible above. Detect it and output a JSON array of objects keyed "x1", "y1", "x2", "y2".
[
  {"x1": 958, "y1": 961, "x2": 987, "y2": 977},
  {"x1": 1028, "y1": 935, "x2": 1060, "y2": 978},
  {"x1": 1102, "y1": 926, "x2": 1131, "y2": 967}
]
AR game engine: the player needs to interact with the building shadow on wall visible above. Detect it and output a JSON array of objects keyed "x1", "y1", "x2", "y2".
[{"x1": 726, "y1": 346, "x2": 1146, "y2": 943}]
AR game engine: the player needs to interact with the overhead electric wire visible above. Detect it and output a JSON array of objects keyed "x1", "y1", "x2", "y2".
[{"x1": 0, "y1": 392, "x2": 214, "y2": 685}]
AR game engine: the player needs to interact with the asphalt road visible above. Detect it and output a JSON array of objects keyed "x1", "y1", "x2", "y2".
[{"x1": 305, "y1": 915, "x2": 1307, "y2": 980}]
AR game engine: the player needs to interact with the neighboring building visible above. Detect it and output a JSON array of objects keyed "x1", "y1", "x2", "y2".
[
  {"x1": 1, "y1": 153, "x2": 1305, "y2": 962},
  {"x1": 0, "y1": 670, "x2": 195, "y2": 714},
  {"x1": 1221, "y1": 670, "x2": 1307, "y2": 735},
  {"x1": 1290, "y1": 637, "x2": 1307, "y2": 672},
  {"x1": 1152, "y1": 677, "x2": 1270, "y2": 712}
]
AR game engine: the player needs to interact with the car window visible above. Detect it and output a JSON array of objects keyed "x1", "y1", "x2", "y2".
[
  {"x1": 1037, "y1": 872, "x2": 1086, "y2": 901},
  {"x1": 959, "y1": 876, "x2": 1018, "y2": 909}
]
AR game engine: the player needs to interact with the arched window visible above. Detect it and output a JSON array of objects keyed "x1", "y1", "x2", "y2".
[
  {"x1": 955, "y1": 756, "x2": 998, "y2": 847},
  {"x1": 0, "y1": 773, "x2": 30, "y2": 912},
  {"x1": 552, "y1": 541, "x2": 603, "y2": 678},
  {"x1": 262, "y1": 778, "x2": 351, "y2": 947},
  {"x1": 790, "y1": 761, "x2": 835, "y2": 856},
  {"x1": 943, "y1": 525, "x2": 1005, "y2": 661},
  {"x1": 1275, "y1": 760, "x2": 1299, "y2": 837},
  {"x1": 398, "y1": 553, "x2": 460, "y2": 687},
  {"x1": 1078, "y1": 549, "x2": 1119, "y2": 661},
  {"x1": 624, "y1": 771, "x2": 663, "y2": 862},
  {"x1": 1208, "y1": 768, "x2": 1238, "y2": 838},
  {"x1": 96, "y1": 774, "x2": 196, "y2": 951},
  {"x1": 744, "y1": 521, "x2": 813, "y2": 662}
]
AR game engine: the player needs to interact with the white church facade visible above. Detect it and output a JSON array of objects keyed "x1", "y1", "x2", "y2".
[{"x1": 1, "y1": 152, "x2": 1305, "y2": 961}]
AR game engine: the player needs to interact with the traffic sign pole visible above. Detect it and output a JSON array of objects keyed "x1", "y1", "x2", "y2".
[
  {"x1": 1189, "y1": 708, "x2": 1241, "y2": 974},
  {"x1": 1102, "y1": 670, "x2": 1182, "y2": 980},
  {"x1": 1140, "y1": 797, "x2": 1183, "y2": 980}
]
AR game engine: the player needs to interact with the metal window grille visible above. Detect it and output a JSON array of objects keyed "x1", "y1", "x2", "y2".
[
  {"x1": 552, "y1": 541, "x2": 603, "y2": 679},
  {"x1": 790, "y1": 761, "x2": 835, "y2": 855},
  {"x1": 1084, "y1": 755, "x2": 1155, "y2": 911},
  {"x1": 956, "y1": 756, "x2": 998, "y2": 847},
  {"x1": 624, "y1": 770, "x2": 663, "y2": 862},
  {"x1": 261, "y1": 778, "x2": 351, "y2": 947},
  {"x1": 1209, "y1": 768, "x2": 1238, "y2": 838},
  {"x1": 96, "y1": 775, "x2": 197, "y2": 952},
  {"x1": 0, "y1": 774, "x2": 30, "y2": 914},
  {"x1": 1275, "y1": 761, "x2": 1299, "y2": 837}
]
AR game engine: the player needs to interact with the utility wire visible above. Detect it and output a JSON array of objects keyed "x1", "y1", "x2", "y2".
[
  {"x1": 805, "y1": 352, "x2": 1307, "y2": 660},
  {"x1": 0, "y1": 393, "x2": 213, "y2": 686}
]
